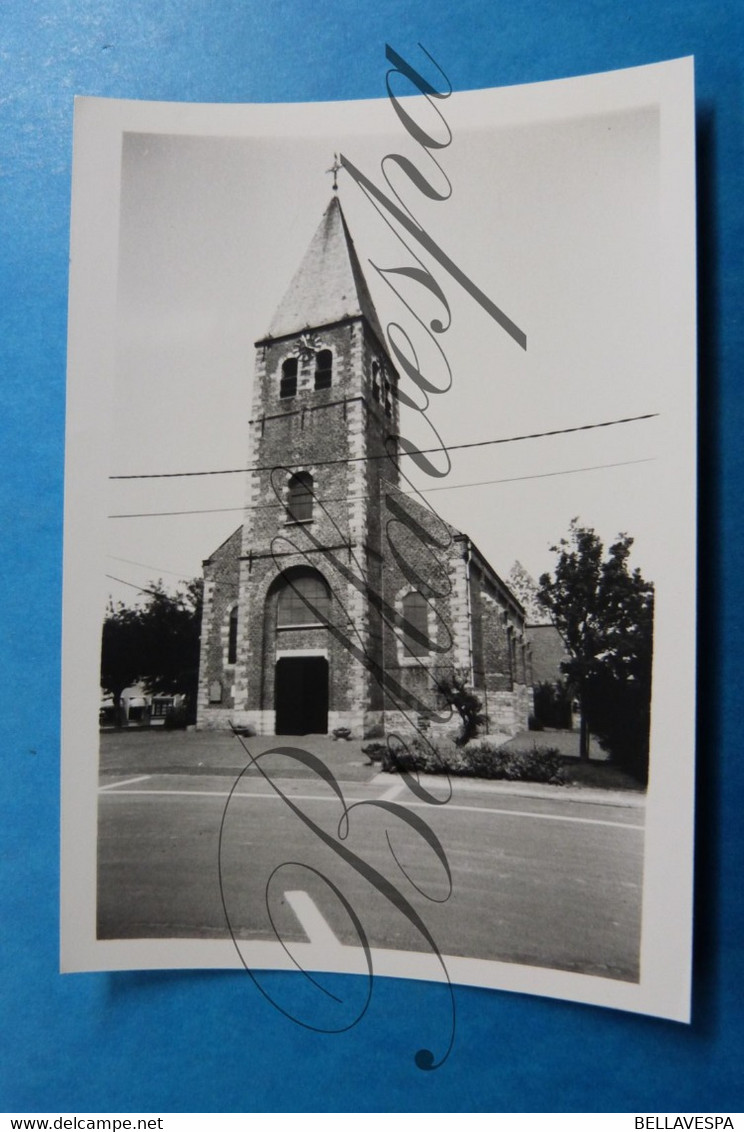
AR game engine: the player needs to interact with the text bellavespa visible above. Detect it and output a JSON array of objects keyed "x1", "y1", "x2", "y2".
[{"x1": 635, "y1": 1121, "x2": 734, "y2": 1129}]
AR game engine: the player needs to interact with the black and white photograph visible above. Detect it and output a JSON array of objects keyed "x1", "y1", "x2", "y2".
[{"x1": 62, "y1": 56, "x2": 696, "y2": 1025}]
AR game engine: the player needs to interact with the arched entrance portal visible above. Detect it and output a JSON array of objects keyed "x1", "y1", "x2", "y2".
[{"x1": 274, "y1": 655, "x2": 329, "y2": 735}]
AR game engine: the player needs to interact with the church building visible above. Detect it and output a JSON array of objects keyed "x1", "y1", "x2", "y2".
[{"x1": 196, "y1": 194, "x2": 532, "y2": 738}]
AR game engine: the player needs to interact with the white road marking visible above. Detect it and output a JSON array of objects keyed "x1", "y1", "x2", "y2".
[
  {"x1": 285, "y1": 890, "x2": 343, "y2": 949},
  {"x1": 428, "y1": 801, "x2": 644, "y2": 831},
  {"x1": 99, "y1": 775, "x2": 151, "y2": 791},
  {"x1": 379, "y1": 782, "x2": 405, "y2": 801},
  {"x1": 98, "y1": 784, "x2": 643, "y2": 830}
]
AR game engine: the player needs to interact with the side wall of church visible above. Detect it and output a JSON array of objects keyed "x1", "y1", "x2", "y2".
[
  {"x1": 377, "y1": 508, "x2": 532, "y2": 739},
  {"x1": 196, "y1": 526, "x2": 243, "y2": 729},
  {"x1": 470, "y1": 562, "x2": 533, "y2": 735}
]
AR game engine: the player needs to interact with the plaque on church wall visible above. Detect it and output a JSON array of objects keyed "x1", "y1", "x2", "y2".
[{"x1": 61, "y1": 55, "x2": 696, "y2": 1051}]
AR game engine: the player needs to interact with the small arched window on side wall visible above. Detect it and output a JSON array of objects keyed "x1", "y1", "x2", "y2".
[
  {"x1": 287, "y1": 471, "x2": 314, "y2": 523},
  {"x1": 314, "y1": 349, "x2": 332, "y2": 390},
  {"x1": 280, "y1": 357, "x2": 298, "y2": 399},
  {"x1": 276, "y1": 568, "x2": 330, "y2": 627},
  {"x1": 371, "y1": 360, "x2": 381, "y2": 402},
  {"x1": 401, "y1": 591, "x2": 429, "y2": 657},
  {"x1": 227, "y1": 606, "x2": 238, "y2": 664}
]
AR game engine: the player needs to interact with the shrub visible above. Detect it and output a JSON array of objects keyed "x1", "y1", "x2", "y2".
[
  {"x1": 232, "y1": 724, "x2": 256, "y2": 738},
  {"x1": 382, "y1": 736, "x2": 465, "y2": 775},
  {"x1": 361, "y1": 741, "x2": 386, "y2": 763},
  {"x1": 376, "y1": 735, "x2": 565, "y2": 785},
  {"x1": 461, "y1": 741, "x2": 564, "y2": 783},
  {"x1": 437, "y1": 671, "x2": 487, "y2": 745},
  {"x1": 533, "y1": 682, "x2": 573, "y2": 729},
  {"x1": 584, "y1": 670, "x2": 651, "y2": 785}
]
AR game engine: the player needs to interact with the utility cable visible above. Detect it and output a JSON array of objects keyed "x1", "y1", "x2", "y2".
[
  {"x1": 108, "y1": 413, "x2": 658, "y2": 481},
  {"x1": 108, "y1": 456, "x2": 654, "y2": 519}
]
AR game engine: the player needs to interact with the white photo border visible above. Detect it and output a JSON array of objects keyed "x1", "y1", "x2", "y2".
[{"x1": 62, "y1": 57, "x2": 696, "y2": 1024}]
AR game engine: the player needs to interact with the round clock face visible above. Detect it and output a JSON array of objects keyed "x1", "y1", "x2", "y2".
[{"x1": 298, "y1": 332, "x2": 321, "y2": 358}]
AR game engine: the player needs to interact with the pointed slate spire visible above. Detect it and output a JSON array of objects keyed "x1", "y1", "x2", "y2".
[{"x1": 265, "y1": 196, "x2": 385, "y2": 345}]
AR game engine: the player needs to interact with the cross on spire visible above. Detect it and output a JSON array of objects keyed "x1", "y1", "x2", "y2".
[{"x1": 326, "y1": 153, "x2": 342, "y2": 192}]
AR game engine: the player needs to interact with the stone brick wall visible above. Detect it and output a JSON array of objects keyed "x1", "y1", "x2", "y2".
[{"x1": 197, "y1": 526, "x2": 242, "y2": 725}]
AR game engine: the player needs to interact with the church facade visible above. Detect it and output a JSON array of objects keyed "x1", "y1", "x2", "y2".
[{"x1": 196, "y1": 196, "x2": 532, "y2": 738}]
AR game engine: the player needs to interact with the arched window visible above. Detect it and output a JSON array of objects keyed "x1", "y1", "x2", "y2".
[
  {"x1": 371, "y1": 360, "x2": 381, "y2": 402},
  {"x1": 227, "y1": 606, "x2": 238, "y2": 664},
  {"x1": 287, "y1": 472, "x2": 313, "y2": 522},
  {"x1": 276, "y1": 569, "x2": 330, "y2": 627},
  {"x1": 280, "y1": 357, "x2": 298, "y2": 399},
  {"x1": 314, "y1": 349, "x2": 332, "y2": 390},
  {"x1": 384, "y1": 375, "x2": 394, "y2": 418},
  {"x1": 401, "y1": 591, "x2": 429, "y2": 657}
]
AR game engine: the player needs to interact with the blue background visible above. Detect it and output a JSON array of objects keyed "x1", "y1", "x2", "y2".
[{"x1": 1, "y1": 0, "x2": 741, "y2": 1113}]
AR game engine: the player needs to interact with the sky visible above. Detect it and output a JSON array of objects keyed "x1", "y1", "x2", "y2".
[{"x1": 102, "y1": 79, "x2": 670, "y2": 609}]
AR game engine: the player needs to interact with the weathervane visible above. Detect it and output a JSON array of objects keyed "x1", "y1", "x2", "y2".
[{"x1": 326, "y1": 152, "x2": 342, "y2": 192}]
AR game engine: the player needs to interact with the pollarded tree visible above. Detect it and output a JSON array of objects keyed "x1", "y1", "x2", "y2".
[{"x1": 537, "y1": 520, "x2": 654, "y2": 780}]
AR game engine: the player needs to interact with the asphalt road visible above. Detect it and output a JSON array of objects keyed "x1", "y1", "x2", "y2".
[{"x1": 97, "y1": 743, "x2": 644, "y2": 983}]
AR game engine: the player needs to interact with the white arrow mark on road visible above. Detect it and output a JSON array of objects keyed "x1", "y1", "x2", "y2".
[{"x1": 285, "y1": 890, "x2": 345, "y2": 952}]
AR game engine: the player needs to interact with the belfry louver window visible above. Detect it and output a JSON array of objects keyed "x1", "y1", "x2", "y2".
[
  {"x1": 314, "y1": 349, "x2": 332, "y2": 389},
  {"x1": 280, "y1": 357, "x2": 298, "y2": 399}
]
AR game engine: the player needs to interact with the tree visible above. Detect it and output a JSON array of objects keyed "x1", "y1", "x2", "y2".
[
  {"x1": 438, "y1": 669, "x2": 488, "y2": 746},
  {"x1": 100, "y1": 604, "x2": 147, "y2": 728},
  {"x1": 537, "y1": 520, "x2": 654, "y2": 781},
  {"x1": 100, "y1": 579, "x2": 203, "y2": 726}
]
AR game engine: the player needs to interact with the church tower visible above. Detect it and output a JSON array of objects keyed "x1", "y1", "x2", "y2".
[
  {"x1": 198, "y1": 194, "x2": 402, "y2": 735},
  {"x1": 197, "y1": 193, "x2": 532, "y2": 738}
]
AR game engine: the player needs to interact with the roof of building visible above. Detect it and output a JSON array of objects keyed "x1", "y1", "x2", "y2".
[{"x1": 262, "y1": 195, "x2": 386, "y2": 346}]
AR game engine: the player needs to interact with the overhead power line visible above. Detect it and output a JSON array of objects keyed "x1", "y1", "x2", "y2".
[
  {"x1": 107, "y1": 554, "x2": 191, "y2": 577},
  {"x1": 105, "y1": 574, "x2": 169, "y2": 597},
  {"x1": 108, "y1": 413, "x2": 659, "y2": 481},
  {"x1": 108, "y1": 456, "x2": 654, "y2": 519}
]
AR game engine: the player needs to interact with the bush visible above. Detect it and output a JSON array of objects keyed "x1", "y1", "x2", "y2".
[
  {"x1": 361, "y1": 742, "x2": 386, "y2": 764},
  {"x1": 533, "y1": 682, "x2": 573, "y2": 729},
  {"x1": 376, "y1": 736, "x2": 565, "y2": 785},
  {"x1": 584, "y1": 671, "x2": 651, "y2": 785},
  {"x1": 461, "y1": 741, "x2": 565, "y2": 784},
  {"x1": 381, "y1": 736, "x2": 464, "y2": 775},
  {"x1": 438, "y1": 671, "x2": 487, "y2": 745},
  {"x1": 232, "y1": 724, "x2": 256, "y2": 738}
]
